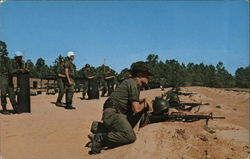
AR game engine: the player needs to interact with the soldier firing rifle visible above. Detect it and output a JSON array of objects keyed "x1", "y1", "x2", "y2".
[{"x1": 139, "y1": 97, "x2": 225, "y2": 128}]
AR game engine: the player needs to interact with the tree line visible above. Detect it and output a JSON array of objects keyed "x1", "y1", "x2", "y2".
[{"x1": 24, "y1": 54, "x2": 249, "y2": 88}]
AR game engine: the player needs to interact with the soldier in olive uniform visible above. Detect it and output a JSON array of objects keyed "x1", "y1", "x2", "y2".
[
  {"x1": 89, "y1": 61, "x2": 153, "y2": 154},
  {"x1": 0, "y1": 47, "x2": 19, "y2": 114},
  {"x1": 81, "y1": 64, "x2": 92, "y2": 99},
  {"x1": 64, "y1": 51, "x2": 76, "y2": 109},
  {"x1": 82, "y1": 64, "x2": 97, "y2": 99},
  {"x1": 104, "y1": 69, "x2": 115, "y2": 96},
  {"x1": 11, "y1": 51, "x2": 29, "y2": 90},
  {"x1": 55, "y1": 59, "x2": 66, "y2": 106}
]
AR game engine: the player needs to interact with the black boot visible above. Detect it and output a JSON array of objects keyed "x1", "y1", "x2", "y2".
[
  {"x1": 1, "y1": 105, "x2": 10, "y2": 115},
  {"x1": 55, "y1": 101, "x2": 65, "y2": 107},
  {"x1": 90, "y1": 133, "x2": 105, "y2": 154},
  {"x1": 65, "y1": 105, "x2": 76, "y2": 110}
]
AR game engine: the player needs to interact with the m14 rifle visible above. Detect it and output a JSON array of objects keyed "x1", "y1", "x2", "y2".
[
  {"x1": 139, "y1": 112, "x2": 225, "y2": 128},
  {"x1": 170, "y1": 102, "x2": 210, "y2": 112},
  {"x1": 177, "y1": 92, "x2": 197, "y2": 96}
]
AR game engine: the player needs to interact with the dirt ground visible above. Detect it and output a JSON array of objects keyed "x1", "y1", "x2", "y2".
[{"x1": 0, "y1": 87, "x2": 249, "y2": 159}]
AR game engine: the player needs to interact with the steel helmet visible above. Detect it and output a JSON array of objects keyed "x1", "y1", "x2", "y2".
[
  {"x1": 85, "y1": 64, "x2": 90, "y2": 68},
  {"x1": 15, "y1": 51, "x2": 23, "y2": 57},
  {"x1": 168, "y1": 93, "x2": 180, "y2": 103},
  {"x1": 67, "y1": 51, "x2": 75, "y2": 57},
  {"x1": 152, "y1": 97, "x2": 170, "y2": 115}
]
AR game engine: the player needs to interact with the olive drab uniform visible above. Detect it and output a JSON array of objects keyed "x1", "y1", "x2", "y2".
[
  {"x1": 11, "y1": 59, "x2": 26, "y2": 89},
  {"x1": 56, "y1": 64, "x2": 66, "y2": 103},
  {"x1": 0, "y1": 57, "x2": 18, "y2": 113},
  {"x1": 82, "y1": 69, "x2": 90, "y2": 99},
  {"x1": 102, "y1": 78, "x2": 140, "y2": 147},
  {"x1": 64, "y1": 60, "x2": 76, "y2": 107},
  {"x1": 104, "y1": 71, "x2": 115, "y2": 96},
  {"x1": 84, "y1": 68, "x2": 99, "y2": 99}
]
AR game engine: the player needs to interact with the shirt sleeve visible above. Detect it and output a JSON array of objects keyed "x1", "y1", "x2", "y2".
[
  {"x1": 64, "y1": 62, "x2": 70, "y2": 69},
  {"x1": 128, "y1": 81, "x2": 140, "y2": 102}
]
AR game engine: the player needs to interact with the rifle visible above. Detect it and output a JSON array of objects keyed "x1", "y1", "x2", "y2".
[
  {"x1": 177, "y1": 92, "x2": 197, "y2": 96},
  {"x1": 170, "y1": 102, "x2": 209, "y2": 112},
  {"x1": 139, "y1": 112, "x2": 225, "y2": 128}
]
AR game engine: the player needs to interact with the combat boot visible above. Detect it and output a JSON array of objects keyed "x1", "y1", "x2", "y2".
[
  {"x1": 1, "y1": 106, "x2": 10, "y2": 115},
  {"x1": 55, "y1": 102, "x2": 65, "y2": 107},
  {"x1": 89, "y1": 133, "x2": 106, "y2": 154},
  {"x1": 65, "y1": 105, "x2": 76, "y2": 109}
]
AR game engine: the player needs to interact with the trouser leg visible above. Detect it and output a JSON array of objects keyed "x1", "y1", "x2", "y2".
[
  {"x1": 82, "y1": 82, "x2": 88, "y2": 98},
  {"x1": 56, "y1": 82, "x2": 65, "y2": 103},
  {"x1": 7, "y1": 87, "x2": 18, "y2": 112},
  {"x1": 103, "y1": 109, "x2": 136, "y2": 147},
  {"x1": 101, "y1": 85, "x2": 107, "y2": 97},
  {"x1": 66, "y1": 85, "x2": 74, "y2": 106},
  {"x1": 1, "y1": 84, "x2": 7, "y2": 108},
  {"x1": 107, "y1": 84, "x2": 114, "y2": 96}
]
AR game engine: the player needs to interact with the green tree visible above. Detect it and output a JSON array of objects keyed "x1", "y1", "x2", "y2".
[
  {"x1": 0, "y1": 40, "x2": 8, "y2": 57},
  {"x1": 214, "y1": 62, "x2": 235, "y2": 88},
  {"x1": 235, "y1": 66, "x2": 250, "y2": 88}
]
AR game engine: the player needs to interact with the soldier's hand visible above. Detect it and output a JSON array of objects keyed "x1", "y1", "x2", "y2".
[{"x1": 144, "y1": 98, "x2": 153, "y2": 111}]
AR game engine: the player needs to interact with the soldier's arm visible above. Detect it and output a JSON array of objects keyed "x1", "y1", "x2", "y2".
[
  {"x1": 131, "y1": 101, "x2": 148, "y2": 114},
  {"x1": 87, "y1": 76, "x2": 95, "y2": 79},
  {"x1": 58, "y1": 73, "x2": 66, "y2": 78},
  {"x1": 105, "y1": 75, "x2": 115, "y2": 80},
  {"x1": 65, "y1": 67, "x2": 73, "y2": 85}
]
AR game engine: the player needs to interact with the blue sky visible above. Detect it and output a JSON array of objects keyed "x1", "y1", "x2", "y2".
[{"x1": 0, "y1": 0, "x2": 249, "y2": 74}]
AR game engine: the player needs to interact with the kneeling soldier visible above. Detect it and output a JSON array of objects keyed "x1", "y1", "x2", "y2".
[{"x1": 89, "y1": 61, "x2": 153, "y2": 154}]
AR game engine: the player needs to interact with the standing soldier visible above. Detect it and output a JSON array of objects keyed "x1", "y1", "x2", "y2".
[
  {"x1": 64, "y1": 51, "x2": 76, "y2": 110},
  {"x1": 89, "y1": 61, "x2": 153, "y2": 154},
  {"x1": 0, "y1": 42, "x2": 19, "y2": 114},
  {"x1": 81, "y1": 64, "x2": 91, "y2": 99},
  {"x1": 11, "y1": 51, "x2": 30, "y2": 113},
  {"x1": 11, "y1": 51, "x2": 29, "y2": 91},
  {"x1": 82, "y1": 64, "x2": 98, "y2": 99},
  {"x1": 55, "y1": 59, "x2": 66, "y2": 106},
  {"x1": 104, "y1": 69, "x2": 115, "y2": 96}
]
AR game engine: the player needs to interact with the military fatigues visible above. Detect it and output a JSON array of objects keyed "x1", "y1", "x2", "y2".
[
  {"x1": 0, "y1": 57, "x2": 18, "y2": 112},
  {"x1": 82, "y1": 69, "x2": 90, "y2": 98},
  {"x1": 102, "y1": 78, "x2": 140, "y2": 147},
  {"x1": 104, "y1": 72, "x2": 115, "y2": 96},
  {"x1": 83, "y1": 69, "x2": 96, "y2": 99},
  {"x1": 101, "y1": 78, "x2": 107, "y2": 97},
  {"x1": 64, "y1": 60, "x2": 76, "y2": 107},
  {"x1": 56, "y1": 64, "x2": 66, "y2": 103},
  {"x1": 11, "y1": 59, "x2": 26, "y2": 89}
]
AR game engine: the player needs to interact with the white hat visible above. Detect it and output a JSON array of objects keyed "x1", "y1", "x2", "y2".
[
  {"x1": 15, "y1": 51, "x2": 23, "y2": 57},
  {"x1": 67, "y1": 51, "x2": 75, "y2": 57}
]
